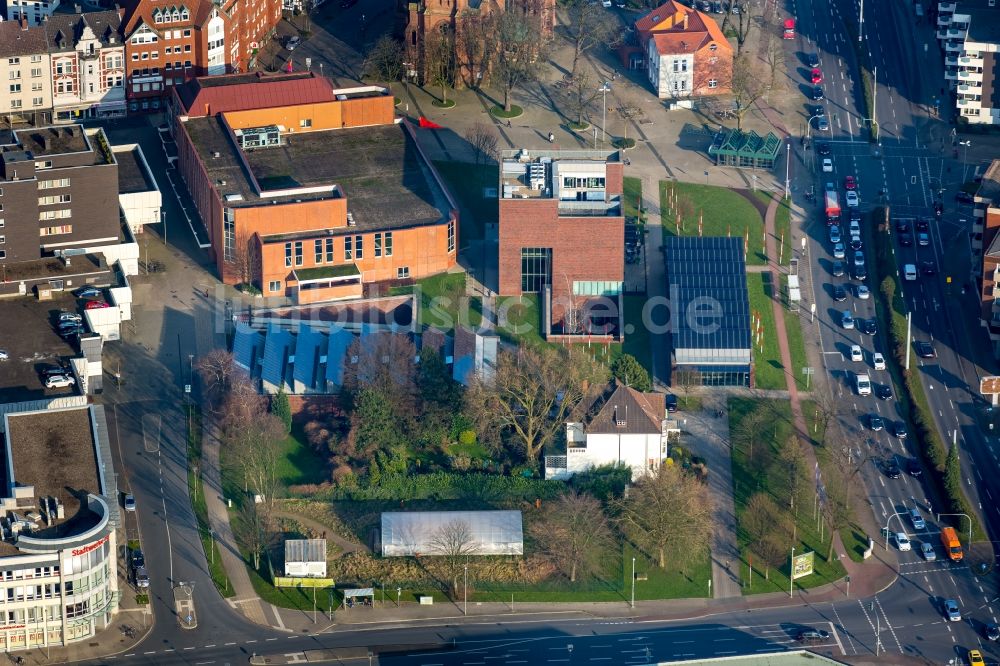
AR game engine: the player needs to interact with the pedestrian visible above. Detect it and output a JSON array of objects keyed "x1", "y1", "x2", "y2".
[
  {"x1": 548, "y1": 132, "x2": 554, "y2": 143},
  {"x1": 507, "y1": 120, "x2": 511, "y2": 128}
]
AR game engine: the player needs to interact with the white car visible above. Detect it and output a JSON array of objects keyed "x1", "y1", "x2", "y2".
[
  {"x1": 44, "y1": 374, "x2": 75, "y2": 389},
  {"x1": 849, "y1": 344, "x2": 863, "y2": 362},
  {"x1": 0, "y1": 349, "x2": 8, "y2": 361},
  {"x1": 856, "y1": 284, "x2": 870, "y2": 299},
  {"x1": 822, "y1": 158, "x2": 834, "y2": 173},
  {"x1": 846, "y1": 191, "x2": 860, "y2": 207},
  {"x1": 894, "y1": 532, "x2": 911, "y2": 551},
  {"x1": 873, "y1": 352, "x2": 886, "y2": 370},
  {"x1": 833, "y1": 242, "x2": 846, "y2": 259},
  {"x1": 855, "y1": 373, "x2": 871, "y2": 396},
  {"x1": 602, "y1": 0, "x2": 612, "y2": 6}
]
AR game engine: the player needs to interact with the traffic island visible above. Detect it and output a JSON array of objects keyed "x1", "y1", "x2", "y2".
[{"x1": 174, "y1": 582, "x2": 198, "y2": 629}]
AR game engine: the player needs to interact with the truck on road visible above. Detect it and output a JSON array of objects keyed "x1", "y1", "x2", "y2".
[
  {"x1": 941, "y1": 526, "x2": 963, "y2": 562},
  {"x1": 825, "y1": 190, "x2": 841, "y2": 223}
]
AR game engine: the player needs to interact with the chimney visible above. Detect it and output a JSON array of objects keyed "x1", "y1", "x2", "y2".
[
  {"x1": 41, "y1": 13, "x2": 48, "y2": 22},
  {"x1": 19, "y1": 15, "x2": 28, "y2": 30},
  {"x1": 75, "y1": 3, "x2": 82, "y2": 12},
  {"x1": 683, "y1": 13, "x2": 688, "y2": 30},
  {"x1": 40, "y1": 135, "x2": 50, "y2": 151}
]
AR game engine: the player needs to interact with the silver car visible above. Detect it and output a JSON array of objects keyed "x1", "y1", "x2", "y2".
[{"x1": 920, "y1": 541, "x2": 936, "y2": 561}]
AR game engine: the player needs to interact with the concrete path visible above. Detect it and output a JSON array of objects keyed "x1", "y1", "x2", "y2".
[{"x1": 678, "y1": 403, "x2": 742, "y2": 599}]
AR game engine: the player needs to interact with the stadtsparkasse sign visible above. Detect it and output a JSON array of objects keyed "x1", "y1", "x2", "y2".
[{"x1": 71, "y1": 535, "x2": 108, "y2": 557}]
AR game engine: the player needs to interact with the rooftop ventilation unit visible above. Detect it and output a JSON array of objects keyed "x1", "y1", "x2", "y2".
[
  {"x1": 346, "y1": 212, "x2": 356, "y2": 226},
  {"x1": 234, "y1": 125, "x2": 281, "y2": 150}
]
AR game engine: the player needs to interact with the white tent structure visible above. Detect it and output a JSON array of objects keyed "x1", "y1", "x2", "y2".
[{"x1": 380, "y1": 510, "x2": 524, "y2": 557}]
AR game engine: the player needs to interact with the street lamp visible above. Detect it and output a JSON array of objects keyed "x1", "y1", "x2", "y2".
[
  {"x1": 805, "y1": 114, "x2": 824, "y2": 140},
  {"x1": 784, "y1": 141, "x2": 791, "y2": 200},
  {"x1": 789, "y1": 547, "x2": 794, "y2": 598},
  {"x1": 959, "y1": 140, "x2": 971, "y2": 183},
  {"x1": 858, "y1": 0, "x2": 864, "y2": 42},
  {"x1": 463, "y1": 564, "x2": 468, "y2": 615},
  {"x1": 883, "y1": 512, "x2": 910, "y2": 550},
  {"x1": 599, "y1": 81, "x2": 612, "y2": 146},
  {"x1": 630, "y1": 557, "x2": 636, "y2": 609}
]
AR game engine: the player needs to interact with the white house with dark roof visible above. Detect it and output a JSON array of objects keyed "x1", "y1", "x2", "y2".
[{"x1": 544, "y1": 383, "x2": 678, "y2": 480}]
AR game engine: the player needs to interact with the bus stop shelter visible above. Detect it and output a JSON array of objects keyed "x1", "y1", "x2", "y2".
[
  {"x1": 708, "y1": 128, "x2": 782, "y2": 170},
  {"x1": 341, "y1": 587, "x2": 375, "y2": 608}
]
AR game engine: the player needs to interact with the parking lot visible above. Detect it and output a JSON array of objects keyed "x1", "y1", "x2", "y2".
[{"x1": 0, "y1": 293, "x2": 91, "y2": 402}]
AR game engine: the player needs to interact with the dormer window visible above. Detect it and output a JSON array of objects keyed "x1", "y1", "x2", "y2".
[{"x1": 709, "y1": 43, "x2": 718, "y2": 51}]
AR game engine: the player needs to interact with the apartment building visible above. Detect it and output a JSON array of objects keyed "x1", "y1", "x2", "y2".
[
  {"x1": 974, "y1": 161, "x2": 1000, "y2": 355},
  {"x1": 0, "y1": 19, "x2": 53, "y2": 123},
  {"x1": 120, "y1": 0, "x2": 282, "y2": 112},
  {"x1": 0, "y1": 125, "x2": 120, "y2": 266},
  {"x1": 172, "y1": 73, "x2": 459, "y2": 302},
  {"x1": 0, "y1": 403, "x2": 121, "y2": 654},
  {"x1": 937, "y1": 0, "x2": 1000, "y2": 124},
  {"x1": 2, "y1": 0, "x2": 60, "y2": 26},
  {"x1": 45, "y1": 11, "x2": 127, "y2": 121},
  {"x1": 497, "y1": 148, "x2": 625, "y2": 338}
]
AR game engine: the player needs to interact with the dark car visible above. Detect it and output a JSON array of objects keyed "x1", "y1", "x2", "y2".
[
  {"x1": 57, "y1": 323, "x2": 83, "y2": 338},
  {"x1": 130, "y1": 547, "x2": 145, "y2": 570},
  {"x1": 915, "y1": 341, "x2": 937, "y2": 358},
  {"x1": 666, "y1": 394, "x2": 678, "y2": 413},
  {"x1": 896, "y1": 220, "x2": 910, "y2": 232},
  {"x1": 852, "y1": 263, "x2": 868, "y2": 281},
  {"x1": 811, "y1": 86, "x2": 824, "y2": 100},
  {"x1": 813, "y1": 105, "x2": 826, "y2": 117},
  {"x1": 711, "y1": 1, "x2": 724, "y2": 12},
  {"x1": 916, "y1": 217, "x2": 930, "y2": 231},
  {"x1": 832, "y1": 285, "x2": 847, "y2": 302},
  {"x1": 985, "y1": 622, "x2": 1000, "y2": 641},
  {"x1": 807, "y1": 53, "x2": 820, "y2": 68},
  {"x1": 906, "y1": 458, "x2": 922, "y2": 477},
  {"x1": 921, "y1": 261, "x2": 936, "y2": 276},
  {"x1": 869, "y1": 414, "x2": 884, "y2": 431},
  {"x1": 899, "y1": 232, "x2": 913, "y2": 247},
  {"x1": 817, "y1": 142, "x2": 831, "y2": 156},
  {"x1": 796, "y1": 628, "x2": 830, "y2": 642},
  {"x1": 832, "y1": 260, "x2": 845, "y2": 277},
  {"x1": 885, "y1": 459, "x2": 902, "y2": 479},
  {"x1": 956, "y1": 191, "x2": 975, "y2": 204},
  {"x1": 72, "y1": 285, "x2": 102, "y2": 299},
  {"x1": 876, "y1": 383, "x2": 893, "y2": 400},
  {"x1": 859, "y1": 318, "x2": 877, "y2": 335},
  {"x1": 894, "y1": 421, "x2": 908, "y2": 438},
  {"x1": 850, "y1": 237, "x2": 863, "y2": 251},
  {"x1": 40, "y1": 364, "x2": 70, "y2": 379},
  {"x1": 849, "y1": 209, "x2": 862, "y2": 223}
]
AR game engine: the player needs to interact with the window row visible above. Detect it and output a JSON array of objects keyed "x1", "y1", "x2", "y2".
[
  {"x1": 153, "y1": 6, "x2": 191, "y2": 23},
  {"x1": 284, "y1": 232, "x2": 398, "y2": 267},
  {"x1": 38, "y1": 178, "x2": 70, "y2": 190}
]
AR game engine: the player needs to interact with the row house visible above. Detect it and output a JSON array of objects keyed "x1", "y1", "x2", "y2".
[
  {"x1": 0, "y1": 19, "x2": 52, "y2": 122},
  {"x1": 45, "y1": 11, "x2": 127, "y2": 120},
  {"x1": 120, "y1": 0, "x2": 281, "y2": 112}
]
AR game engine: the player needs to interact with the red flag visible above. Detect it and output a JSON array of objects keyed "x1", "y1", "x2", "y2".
[
  {"x1": 285, "y1": 59, "x2": 293, "y2": 73},
  {"x1": 418, "y1": 117, "x2": 444, "y2": 129}
]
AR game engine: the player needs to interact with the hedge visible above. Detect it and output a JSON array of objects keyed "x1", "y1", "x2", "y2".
[
  {"x1": 842, "y1": 19, "x2": 877, "y2": 143},
  {"x1": 292, "y1": 471, "x2": 567, "y2": 502},
  {"x1": 868, "y1": 209, "x2": 985, "y2": 540}
]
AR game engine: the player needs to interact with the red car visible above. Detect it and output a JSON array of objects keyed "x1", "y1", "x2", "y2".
[
  {"x1": 84, "y1": 300, "x2": 110, "y2": 310},
  {"x1": 811, "y1": 68, "x2": 823, "y2": 84},
  {"x1": 844, "y1": 175, "x2": 857, "y2": 190}
]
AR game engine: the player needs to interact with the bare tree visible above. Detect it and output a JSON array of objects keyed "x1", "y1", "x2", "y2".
[
  {"x1": 530, "y1": 491, "x2": 615, "y2": 583},
  {"x1": 615, "y1": 465, "x2": 714, "y2": 569},
  {"x1": 235, "y1": 499, "x2": 274, "y2": 571},
  {"x1": 220, "y1": 374, "x2": 285, "y2": 507},
  {"x1": 464, "y1": 122, "x2": 500, "y2": 168},
  {"x1": 760, "y1": 30, "x2": 786, "y2": 95},
  {"x1": 742, "y1": 493, "x2": 793, "y2": 580},
  {"x1": 725, "y1": 1, "x2": 759, "y2": 54},
  {"x1": 563, "y1": 0, "x2": 621, "y2": 77},
  {"x1": 342, "y1": 331, "x2": 419, "y2": 419},
  {"x1": 229, "y1": 229, "x2": 260, "y2": 289},
  {"x1": 364, "y1": 35, "x2": 405, "y2": 86},
  {"x1": 196, "y1": 349, "x2": 237, "y2": 409},
  {"x1": 426, "y1": 519, "x2": 480, "y2": 595},
  {"x1": 730, "y1": 53, "x2": 771, "y2": 130},
  {"x1": 457, "y1": 9, "x2": 498, "y2": 89},
  {"x1": 671, "y1": 369, "x2": 702, "y2": 408},
  {"x1": 778, "y1": 436, "x2": 809, "y2": 515},
  {"x1": 465, "y1": 344, "x2": 608, "y2": 464},
  {"x1": 298, "y1": 0, "x2": 317, "y2": 34},
  {"x1": 616, "y1": 94, "x2": 643, "y2": 144},
  {"x1": 564, "y1": 69, "x2": 601, "y2": 127},
  {"x1": 491, "y1": 8, "x2": 546, "y2": 112},
  {"x1": 425, "y1": 26, "x2": 456, "y2": 104},
  {"x1": 733, "y1": 403, "x2": 769, "y2": 462}
]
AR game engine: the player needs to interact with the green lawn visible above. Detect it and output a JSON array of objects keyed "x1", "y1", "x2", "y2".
[
  {"x1": 274, "y1": 424, "x2": 329, "y2": 487},
  {"x1": 660, "y1": 181, "x2": 766, "y2": 265},
  {"x1": 623, "y1": 294, "x2": 652, "y2": 377},
  {"x1": 432, "y1": 161, "x2": 499, "y2": 243},
  {"x1": 755, "y1": 191, "x2": 792, "y2": 266},
  {"x1": 244, "y1": 557, "x2": 336, "y2": 613},
  {"x1": 187, "y1": 407, "x2": 235, "y2": 598},
  {"x1": 745, "y1": 272, "x2": 786, "y2": 390},
  {"x1": 729, "y1": 398, "x2": 847, "y2": 594},
  {"x1": 623, "y1": 176, "x2": 645, "y2": 223},
  {"x1": 390, "y1": 272, "x2": 483, "y2": 332},
  {"x1": 783, "y1": 308, "x2": 809, "y2": 392}
]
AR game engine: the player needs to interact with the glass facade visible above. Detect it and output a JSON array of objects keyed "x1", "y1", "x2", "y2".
[
  {"x1": 680, "y1": 365, "x2": 751, "y2": 387},
  {"x1": 520, "y1": 247, "x2": 552, "y2": 293}
]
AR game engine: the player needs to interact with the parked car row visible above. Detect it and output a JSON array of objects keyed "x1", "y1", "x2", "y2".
[{"x1": 626, "y1": 223, "x2": 643, "y2": 264}]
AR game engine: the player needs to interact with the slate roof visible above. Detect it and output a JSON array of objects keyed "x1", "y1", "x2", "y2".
[
  {"x1": 175, "y1": 72, "x2": 333, "y2": 117},
  {"x1": 291, "y1": 323, "x2": 326, "y2": 392},
  {"x1": 585, "y1": 383, "x2": 664, "y2": 435},
  {"x1": 44, "y1": 10, "x2": 123, "y2": 52},
  {"x1": 260, "y1": 324, "x2": 295, "y2": 391}
]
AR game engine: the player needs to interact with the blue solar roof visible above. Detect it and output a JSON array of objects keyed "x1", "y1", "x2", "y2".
[
  {"x1": 665, "y1": 237, "x2": 751, "y2": 358},
  {"x1": 292, "y1": 323, "x2": 326, "y2": 392},
  {"x1": 232, "y1": 325, "x2": 264, "y2": 374},
  {"x1": 326, "y1": 328, "x2": 354, "y2": 387},
  {"x1": 261, "y1": 324, "x2": 295, "y2": 391}
]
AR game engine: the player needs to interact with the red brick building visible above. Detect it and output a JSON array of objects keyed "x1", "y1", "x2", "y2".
[
  {"x1": 120, "y1": 0, "x2": 281, "y2": 112},
  {"x1": 172, "y1": 72, "x2": 460, "y2": 303},
  {"x1": 498, "y1": 149, "x2": 624, "y2": 338},
  {"x1": 398, "y1": 0, "x2": 554, "y2": 89}
]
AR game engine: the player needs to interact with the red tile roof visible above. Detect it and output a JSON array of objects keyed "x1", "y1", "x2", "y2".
[
  {"x1": 175, "y1": 72, "x2": 335, "y2": 117},
  {"x1": 635, "y1": 0, "x2": 730, "y2": 55}
]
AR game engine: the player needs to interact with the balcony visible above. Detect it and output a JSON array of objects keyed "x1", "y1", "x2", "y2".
[
  {"x1": 957, "y1": 97, "x2": 981, "y2": 108},
  {"x1": 945, "y1": 40, "x2": 965, "y2": 52},
  {"x1": 557, "y1": 200, "x2": 622, "y2": 217},
  {"x1": 960, "y1": 54, "x2": 984, "y2": 67},
  {"x1": 945, "y1": 68, "x2": 959, "y2": 80},
  {"x1": 938, "y1": 14, "x2": 952, "y2": 27},
  {"x1": 938, "y1": 28, "x2": 966, "y2": 40},
  {"x1": 957, "y1": 84, "x2": 980, "y2": 94},
  {"x1": 958, "y1": 70, "x2": 983, "y2": 83},
  {"x1": 938, "y1": 0, "x2": 956, "y2": 11}
]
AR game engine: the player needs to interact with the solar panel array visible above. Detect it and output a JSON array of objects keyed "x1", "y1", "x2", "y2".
[{"x1": 665, "y1": 236, "x2": 752, "y2": 359}]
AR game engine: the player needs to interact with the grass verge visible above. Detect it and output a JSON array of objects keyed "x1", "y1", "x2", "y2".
[
  {"x1": 660, "y1": 181, "x2": 766, "y2": 264},
  {"x1": 783, "y1": 308, "x2": 809, "y2": 392},
  {"x1": 745, "y1": 272, "x2": 786, "y2": 390},
  {"x1": 623, "y1": 176, "x2": 644, "y2": 223},
  {"x1": 187, "y1": 406, "x2": 235, "y2": 598},
  {"x1": 729, "y1": 398, "x2": 847, "y2": 593}
]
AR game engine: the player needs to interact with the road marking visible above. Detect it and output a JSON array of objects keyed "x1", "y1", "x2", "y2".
[{"x1": 184, "y1": 647, "x2": 195, "y2": 651}]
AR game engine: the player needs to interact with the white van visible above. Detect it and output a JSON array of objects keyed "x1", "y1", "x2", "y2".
[
  {"x1": 855, "y1": 373, "x2": 872, "y2": 396},
  {"x1": 903, "y1": 264, "x2": 917, "y2": 281}
]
